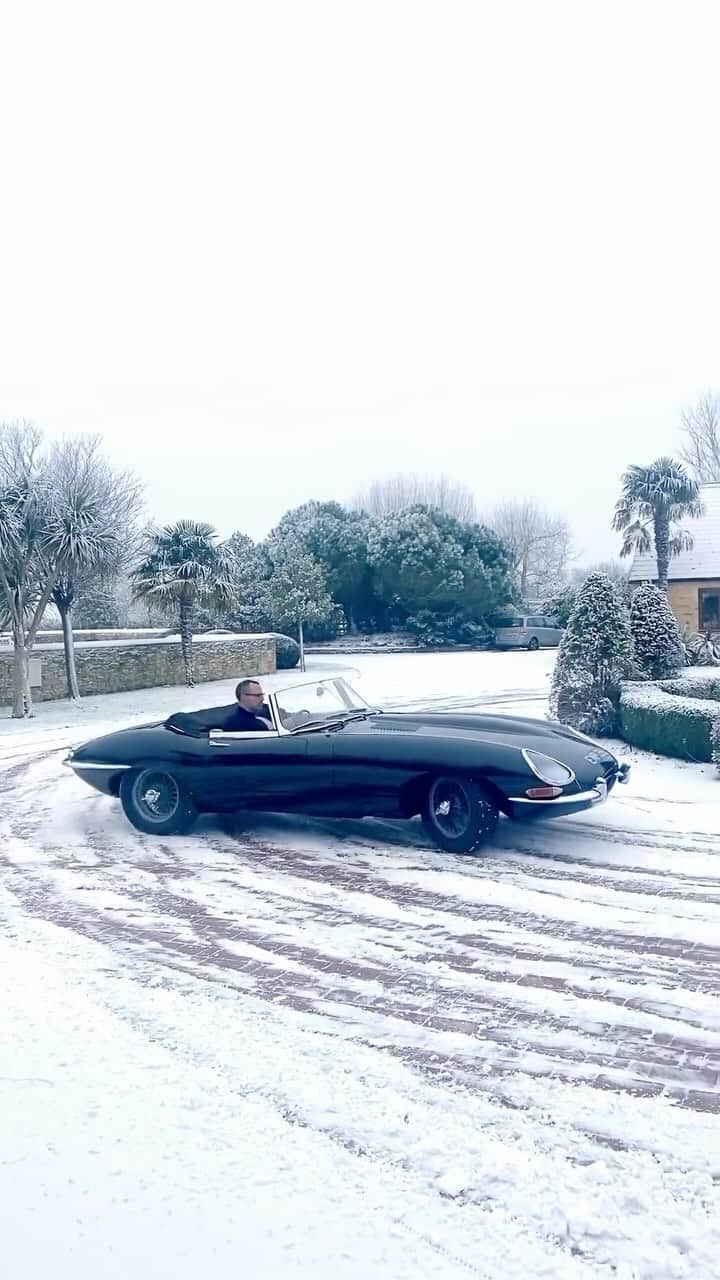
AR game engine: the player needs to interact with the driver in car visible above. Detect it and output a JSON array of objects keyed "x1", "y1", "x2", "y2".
[{"x1": 222, "y1": 679, "x2": 272, "y2": 731}]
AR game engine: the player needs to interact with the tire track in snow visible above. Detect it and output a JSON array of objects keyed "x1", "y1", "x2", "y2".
[
  {"x1": 2, "y1": 750, "x2": 720, "y2": 1116},
  {"x1": 3, "y1": 788, "x2": 720, "y2": 1113}
]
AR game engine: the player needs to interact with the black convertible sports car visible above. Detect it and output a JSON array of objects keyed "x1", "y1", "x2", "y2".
[{"x1": 64, "y1": 674, "x2": 630, "y2": 854}]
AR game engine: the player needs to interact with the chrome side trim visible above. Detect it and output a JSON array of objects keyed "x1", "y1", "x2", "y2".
[
  {"x1": 65, "y1": 759, "x2": 132, "y2": 771},
  {"x1": 209, "y1": 728, "x2": 280, "y2": 743}
]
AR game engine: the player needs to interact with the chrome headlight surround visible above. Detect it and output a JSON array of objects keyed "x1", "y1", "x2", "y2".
[{"x1": 522, "y1": 748, "x2": 575, "y2": 787}]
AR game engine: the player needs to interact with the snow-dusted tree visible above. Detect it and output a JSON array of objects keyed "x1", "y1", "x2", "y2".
[
  {"x1": 264, "y1": 545, "x2": 335, "y2": 671},
  {"x1": 48, "y1": 435, "x2": 143, "y2": 699},
  {"x1": 543, "y1": 584, "x2": 578, "y2": 627},
  {"x1": 711, "y1": 717, "x2": 720, "y2": 776},
  {"x1": 367, "y1": 505, "x2": 512, "y2": 636},
  {"x1": 490, "y1": 498, "x2": 574, "y2": 601},
  {"x1": 72, "y1": 582, "x2": 122, "y2": 630},
  {"x1": 570, "y1": 559, "x2": 629, "y2": 588},
  {"x1": 630, "y1": 582, "x2": 684, "y2": 680},
  {"x1": 220, "y1": 531, "x2": 273, "y2": 632},
  {"x1": 0, "y1": 422, "x2": 138, "y2": 716},
  {"x1": 549, "y1": 572, "x2": 633, "y2": 735},
  {"x1": 613, "y1": 457, "x2": 703, "y2": 591},
  {"x1": 268, "y1": 501, "x2": 375, "y2": 632},
  {"x1": 352, "y1": 472, "x2": 478, "y2": 523},
  {"x1": 130, "y1": 521, "x2": 236, "y2": 686},
  {"x1": 679, "y1": 392, "x2": 720, "y2": 484}
]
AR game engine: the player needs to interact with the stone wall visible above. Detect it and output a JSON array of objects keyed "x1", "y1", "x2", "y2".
[{"x1": 0, "y1": 635, "x2": 276, "y2": 706}]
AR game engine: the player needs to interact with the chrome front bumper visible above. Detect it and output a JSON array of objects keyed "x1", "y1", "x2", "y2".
[{"x1": 509, "y1": 762, "x2": 631, "y2": 818}]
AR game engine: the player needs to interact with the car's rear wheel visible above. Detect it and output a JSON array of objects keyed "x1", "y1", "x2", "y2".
[
  {"x1": 528, "y1": 636, "x2": 540, "y2": 651},
  {"x1": 120, "y1": 768, "x2": 197, "y2": 836},
  {"x1": 422, "y1": 775, "x2": 499, "y2": 854}
]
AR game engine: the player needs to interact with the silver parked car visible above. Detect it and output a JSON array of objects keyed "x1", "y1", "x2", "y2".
[{"x1": 493, "y1": 613, "x2": 563, "y2": 651}]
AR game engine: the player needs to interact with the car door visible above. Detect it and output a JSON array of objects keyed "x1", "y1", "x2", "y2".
[
  {"x1": 526, "y1": 615, "x2": 547, "y2": 646},
  {"x1": 543, "y1": 615, "x2": 563, "y2": 646},
  {"x1": 197, "y1": 730, "x2": 335, "y2": 813},
  {"x1": 329, "y1": 720, "x2": 418, "y2": 817}
]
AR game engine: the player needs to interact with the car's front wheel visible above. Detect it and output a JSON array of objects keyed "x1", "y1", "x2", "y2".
[
  {"x1": 422, "y1": 775, "x2": 499, "y2": 854},
  {"x1": 528, "y1": 636, "x2": 540, "y2": 651},
  {"x1": 120, "y1": 768, "x2": 197, "y2": 836}
]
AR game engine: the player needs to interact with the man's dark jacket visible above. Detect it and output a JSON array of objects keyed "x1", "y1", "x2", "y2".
[{"x1": 220, "y1": 705, "x2": 270, "y2": 732}]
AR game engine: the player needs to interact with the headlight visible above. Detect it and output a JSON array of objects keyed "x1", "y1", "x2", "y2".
[{"x1": 522, "y1": 749, "x2": 575, "y2": 786}]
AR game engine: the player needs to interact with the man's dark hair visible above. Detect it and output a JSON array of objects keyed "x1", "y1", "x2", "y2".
[{"x1": 236, "y1": 678, "x2": 261, "y2": 699}]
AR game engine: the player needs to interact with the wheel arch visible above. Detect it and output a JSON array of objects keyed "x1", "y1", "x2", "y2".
[
  {"x1": 399, "y1": 769, "x2": 511, "y2": 819},
  {"x1": 109, "y1": 757, "x2": 194, "y2": 798}
]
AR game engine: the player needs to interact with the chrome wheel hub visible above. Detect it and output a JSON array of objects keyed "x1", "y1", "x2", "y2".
[{"x1": 143, "y1": 788, "x2": 162, "y2": 813}]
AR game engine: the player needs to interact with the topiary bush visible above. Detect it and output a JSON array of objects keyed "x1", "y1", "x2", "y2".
[
  {"x1": 269, "y1": 633, "x2": 301, "y2": 669},
  {"x1": 549, "y1": 573, "x2": 633, "y2": 735},
  {"x1": 620, "y1": 677, "x2": 720, "y2": 762},
  {"x1": 630, "y1": 583, "x2": 684, "y2": 679}
]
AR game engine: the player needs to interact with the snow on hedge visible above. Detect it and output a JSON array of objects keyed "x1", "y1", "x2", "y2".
[{"x1": 620, "y1": 673, "x2": 720, "y2": 767}]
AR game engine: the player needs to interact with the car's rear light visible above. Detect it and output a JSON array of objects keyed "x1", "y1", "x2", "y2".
[{"x1": 525, "y1": 785, "x2": 563, "y2": 799}]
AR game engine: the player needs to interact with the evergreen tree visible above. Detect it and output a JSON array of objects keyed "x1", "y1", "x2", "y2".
[
  {"x1": 367, "y1": 505, "x2": 513, "y2": 639},
  {"x1": 264, "y1": 546, "x2": 335, "y2": 670},
  {"x1": 549, "y1": 572, "x2": 633, "y2": 734},
  {"x1": 630, "y1": 582, "x2": 684, "y2": 679}
]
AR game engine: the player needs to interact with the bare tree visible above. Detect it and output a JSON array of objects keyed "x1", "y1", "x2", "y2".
[
  {"x1": 679, "y1": 393, "x2": 720, "y2": 483},
  {"x1": 570, "y1": 559, "x2": 629, "y2": 587},
  {"x1": 351, "y1": 472, "x2": 478, "y2": 522},
  {"x1": 490, "y1": 499, "x2": 574, "y2": 600}
]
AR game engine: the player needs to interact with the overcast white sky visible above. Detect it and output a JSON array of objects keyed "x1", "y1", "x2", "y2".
[{"x1": 1, "y1": 0, "x2": 718, "y2": 562}]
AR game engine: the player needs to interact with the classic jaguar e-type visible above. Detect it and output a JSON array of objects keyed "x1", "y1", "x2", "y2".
[{"x1": 64, "y1": 674, "x2": 630, "y2": 853}]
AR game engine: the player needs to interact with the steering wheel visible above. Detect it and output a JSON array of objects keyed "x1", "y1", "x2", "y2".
[{"x1": 287, "y1": 708, "x2": 313, "y2": 729}]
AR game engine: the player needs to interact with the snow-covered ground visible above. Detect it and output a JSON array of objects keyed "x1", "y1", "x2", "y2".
[{"x1": 1, "y1": 651, "x2": 719, "y2": 1279}]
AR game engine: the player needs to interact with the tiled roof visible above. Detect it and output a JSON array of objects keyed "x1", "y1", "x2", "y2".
[{"x1": 628, "y1": 483, "x2": 720, "y2": 581}]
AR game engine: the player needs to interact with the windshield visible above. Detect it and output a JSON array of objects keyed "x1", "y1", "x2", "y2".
[{"x1": 275, "y1": 677, "x2": 370, "y2": 731}]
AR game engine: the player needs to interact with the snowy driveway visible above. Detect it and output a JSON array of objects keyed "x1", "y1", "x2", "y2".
[{"x1": 1, "y1": 651, "x2": 719, "y2": 1279}]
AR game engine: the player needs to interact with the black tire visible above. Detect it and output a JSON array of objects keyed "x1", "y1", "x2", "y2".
[
  {"x1": 119, "y1": 768, "x2": 197, "y2": 836},
  {"x1": 422, "y1": 775, "x2": 499, "y2": 854},
  {"x1": 528, "y1": 636, "x2": 540, "y2": 651}
]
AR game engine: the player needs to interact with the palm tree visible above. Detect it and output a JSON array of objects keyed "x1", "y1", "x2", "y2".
[
  {"x1": 46, "y1": 436, "x2": 143, "y2": 700},
  {"x1": 613, "y1": 457, "x2": 704, "y2": 591},
  {"x1": 130, "y1": 520, "x2": 236, "y2": 685},
  {"x1": 45, "y1": 484, "x2": 121, "y2": 701}
]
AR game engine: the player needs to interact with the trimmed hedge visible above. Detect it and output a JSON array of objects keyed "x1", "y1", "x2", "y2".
[
  {"x1": 620, "y1": 675, "x2": 720, "y2": 763},
  {"x1": 659, "y1": 674, "x2": 720, "y2": 701}
]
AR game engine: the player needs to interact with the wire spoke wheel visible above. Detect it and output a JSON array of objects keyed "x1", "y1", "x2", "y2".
[
  {"x1": 429, "y1": 779, "x2": 472, "y2": 838},
  {"x1": 131, "y1": 770, "x2": 181, "y2": 824},
  {"x1": 422, "y1": 774, "x2": 499, "y2": 854}
]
